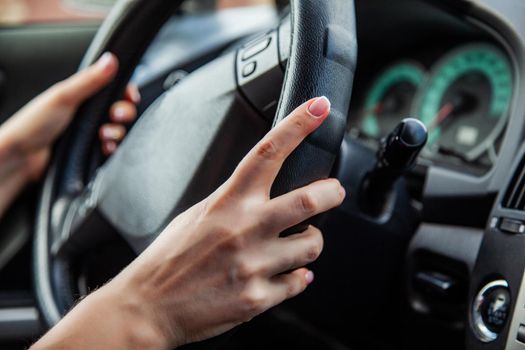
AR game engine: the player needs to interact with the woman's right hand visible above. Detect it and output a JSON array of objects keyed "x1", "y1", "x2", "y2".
[{"x1": 31, "y1": 96, "x2": 345, "y2": 350}]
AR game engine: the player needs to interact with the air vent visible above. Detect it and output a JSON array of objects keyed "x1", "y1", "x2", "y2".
[{"x1": 503, "y1": 156, "x2": 525, "y2": 210}]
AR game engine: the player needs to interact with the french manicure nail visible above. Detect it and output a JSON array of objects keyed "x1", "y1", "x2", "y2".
[
  {"x1": 308, "y1": 96, "x2": 331, "y2": 118},
  {"x1": 305, "y1": 271, "x2": 315, "y2": 285}
]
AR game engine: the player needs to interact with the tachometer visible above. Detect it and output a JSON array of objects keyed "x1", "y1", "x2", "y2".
[
  {"x1": 414, "y1": 44, "x2": 513, "y2": 162},
  {"x1": 360, "y1": 62, "x2": 426, "y2": 138}
]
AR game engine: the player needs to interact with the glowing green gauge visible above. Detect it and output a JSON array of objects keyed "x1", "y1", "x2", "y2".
[
  {"x1": 361, "y1": 62, "x2": 426, "y2": 138},
  {"x1": 414, "y1": 44, "x2": 513, "y2": 161}
]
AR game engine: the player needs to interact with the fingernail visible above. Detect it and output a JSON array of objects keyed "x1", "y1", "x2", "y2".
[
  {"x1": 339, "y1": 185, "x2": 346, "y2": 200},
  {"x1": 305, "y1": 270, "x2": 315, "y2": 285},
  {"x1": 130, "y1": 87, "x2": 141, "y2": 104},
  {"x1": 112, "y1": 106, "x2": 129, "y2": 121},
  {"x1": 308, "y1": 96, "x2": 331, "y2": 118},
  {"x1": 101, "y1": 126, "x2": 123, "y2": 140},
  {"x1": 97, "y1": 52, "x2": 115, "y2": 70},
  {"x1": 104, "y1": 141, "x2": 117, "y2": 155}
]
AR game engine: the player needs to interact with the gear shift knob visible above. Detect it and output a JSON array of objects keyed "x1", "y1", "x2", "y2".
[{"x1": 360, "y1": 118, "x2": 427, "y2": 216}]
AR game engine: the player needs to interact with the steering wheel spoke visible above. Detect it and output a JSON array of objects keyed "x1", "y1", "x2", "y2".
[{"x1": 50, "y1": 170, "x2": 119, "y2": 258}]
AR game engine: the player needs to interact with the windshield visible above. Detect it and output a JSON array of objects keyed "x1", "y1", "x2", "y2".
[{"x1": 0, "y1": 0, "x2": 277, "y2": 25}]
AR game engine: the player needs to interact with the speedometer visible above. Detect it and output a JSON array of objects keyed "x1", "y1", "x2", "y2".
[
  {"x1": 413, "y1": 44, "x2": 513, "y2": 162},
  {"x1": 360, "y1": 62, "x2": 426, "y2": 139}
]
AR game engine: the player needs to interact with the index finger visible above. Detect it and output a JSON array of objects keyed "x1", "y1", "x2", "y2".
[{"x1": 230, "y1": 96, "x2": 331, "y2": 196}]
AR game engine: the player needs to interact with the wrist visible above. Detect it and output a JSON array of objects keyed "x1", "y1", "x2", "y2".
[
  {"x1": 0, "y1": 127, "x2": 30, "y2": 179},
  {"x1": 0, "y1": 124, "x2": 51, "y2": 184},
  {"x1": 91, "y1": 281, "x2": 172, "y2": 350},
  {"x1": 31, "y1": 281, "x2": 171, "y2": 350}
]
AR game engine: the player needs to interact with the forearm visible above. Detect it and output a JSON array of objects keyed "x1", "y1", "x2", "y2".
[{"x1": 30, "y1": 282, "x2": 170, "y2": 350}]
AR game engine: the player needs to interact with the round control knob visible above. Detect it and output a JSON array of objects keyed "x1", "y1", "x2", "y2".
[{"x1": 471, "y1": 280, "x2": 511, "y2": 342}]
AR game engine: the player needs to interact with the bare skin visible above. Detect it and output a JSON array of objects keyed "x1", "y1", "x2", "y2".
[
  {"x1": 3, "y1": 2, "x2": 343, "y2": 349},
  {"x1": 30, "y1": 96, "x2": 345, "y2": 350},
  {"x1": 0, "y1": 53, "x2": 138, "y2": 217}
]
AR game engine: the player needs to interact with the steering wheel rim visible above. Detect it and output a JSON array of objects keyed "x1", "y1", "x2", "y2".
[{"x1": 34, "y1": 0, "x2": 357, "y2": 328}]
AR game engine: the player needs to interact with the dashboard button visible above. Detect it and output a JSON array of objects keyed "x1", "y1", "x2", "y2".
[
  {"x1": 241, "y1": 37, "x2": 271, "y2": 61},
  {"x1": 472, "y1": 280, "x2": 510, "y2": 343},
  {"x1": 499, "y1": 218, "x2": 525, "y2": 234},
  {"x1": 480, "y1": 286, "x2": 510, "y2": 333},
  {"x1": 242, "y1": 62, "x2": 257, "y2": 78}
]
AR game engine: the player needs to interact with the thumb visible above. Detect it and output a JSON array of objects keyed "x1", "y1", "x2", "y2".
[{"x1": 53, "y1": 52, "x2": 119, "y2": 107}]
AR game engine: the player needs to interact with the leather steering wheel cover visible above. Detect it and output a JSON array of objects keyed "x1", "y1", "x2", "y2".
[
  {"x1": 61, "y1": 0, "x2": 185, "y2": 194},
  {"x1": 272, "y1": 1, "x2": 357, "y2": 199},
  {"x1": 35, "y1": 0, "x2": 189, "y2": 327},
  {"x1": 34, "y1": 0, "x2": 357, "y2": 327}
]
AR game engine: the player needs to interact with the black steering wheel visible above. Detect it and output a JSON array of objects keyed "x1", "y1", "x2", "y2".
[{"x1": 33, "y1": 0, "x2": 357, "y2": 329}]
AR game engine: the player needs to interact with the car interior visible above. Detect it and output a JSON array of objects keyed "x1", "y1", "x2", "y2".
[{"x1": 0, "y1": 0, "x2": 525, "y2": 349}]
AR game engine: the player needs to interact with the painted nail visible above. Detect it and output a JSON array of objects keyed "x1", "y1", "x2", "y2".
[
  {"x1": 104, "y1": 141, "x2": 117, "y2": 154},
  {"x1": 339, "y1": 185, "x2": 346, "y2": 200},
  {"x1": 305, "y1": 270, "x2": 315, "y2": 285},
  {"x1": 308, "y1": 96, "x2": 331, "y2": 118},
  {"x1": 101, "y1": 126, "x2": 124, "y2": 140},
  {"x1": 130, "y1": 86, "x2": 141, "y2": 104},
  {"x1": 97, "y1": 52, "x2": 115, "y2": 70},
  {"x1": 112, "y1": 106, "x2": 129, "y2": 121}
]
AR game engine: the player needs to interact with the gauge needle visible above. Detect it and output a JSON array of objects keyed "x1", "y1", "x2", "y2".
[
  {"x1": 365, "y1": 101, "x2": 384, "y2": 115},
  {"x1": 373, "y1": 102, "x2": 384, "y2": 114},
  {"x1": 429, "y1": 102, "x2": 454, "y2": 130}
]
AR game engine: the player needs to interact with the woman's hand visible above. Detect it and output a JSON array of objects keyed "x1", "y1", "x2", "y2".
[
  {"x1": 31, "y1": 97, "x2": 345, "y2": 350},
  {"x1": 0, "y1": 53, "x2": 138, "y2": 217}
]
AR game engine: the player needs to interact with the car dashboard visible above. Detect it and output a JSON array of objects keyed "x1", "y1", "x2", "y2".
[
  {"x1": 348, "y1": 43, "x2": 512, "y2": 175},
  {"x1": 348, "y1": 0, "x2": 516, "y2": 177}
]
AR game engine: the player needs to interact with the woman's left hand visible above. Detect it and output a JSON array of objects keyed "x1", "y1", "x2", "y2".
[{"x1": 0, "y1": 52, "x2": 138, "y2": 216}]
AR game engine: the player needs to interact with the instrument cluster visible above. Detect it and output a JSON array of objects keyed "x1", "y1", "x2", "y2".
[{"x1": 349, "y1": 43, "x2": 513, "y2": 173}]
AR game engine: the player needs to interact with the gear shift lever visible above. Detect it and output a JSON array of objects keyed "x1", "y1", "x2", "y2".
[{"x1": 360, "y1": 118, "x2": 428, "y2": 217}]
